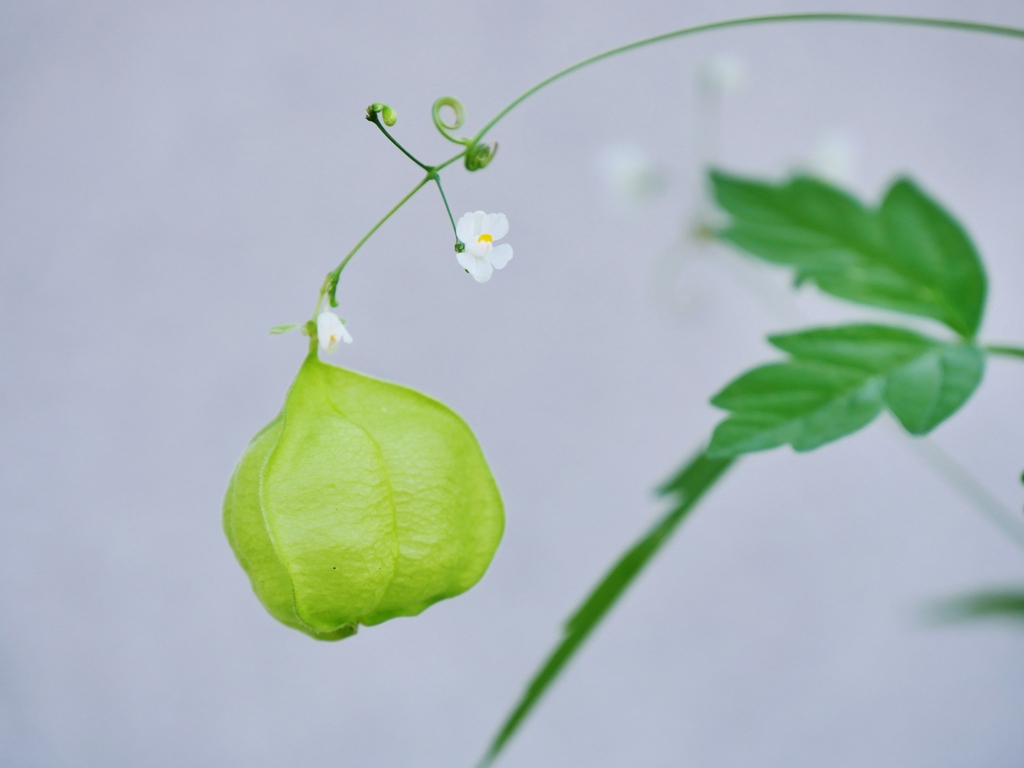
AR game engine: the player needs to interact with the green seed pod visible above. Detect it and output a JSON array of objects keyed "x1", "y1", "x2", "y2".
[
  {"x1": 224, "y1": 347, "x2": 504, "y2": 640},
  {"x1": 380, "y1": 105, "x2": 397, "y2": 126}
]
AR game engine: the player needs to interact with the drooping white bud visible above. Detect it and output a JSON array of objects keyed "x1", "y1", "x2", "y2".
[{"x1": 317, "y1": 311, "x2": 353, "y2": 352}]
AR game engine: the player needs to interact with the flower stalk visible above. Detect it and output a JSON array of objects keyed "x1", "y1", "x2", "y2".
[{"x1": 321, "y1": 12, "x2": 1024, "y2": 320}]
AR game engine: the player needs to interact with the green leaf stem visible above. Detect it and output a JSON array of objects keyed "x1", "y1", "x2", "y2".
[
  {"x1": 708, "y1": 324, "x2": 984, "y2": 457},
  {"x1": 476, "y1": 451, "x2": 735, "y2": 767},
  {"x1": 710, "y1": 172, "x2": 987, "y2": 337}
]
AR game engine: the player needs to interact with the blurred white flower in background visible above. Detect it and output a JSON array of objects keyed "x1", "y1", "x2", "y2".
[
  {"x1": 595, "y1": 53, "x2": 747, "y2": 214},
  {"x1": 691, "y1": 53, "x2": 748, "y2": 232},
  {"x1": 598, "y1": 144, "x2": 667, "y2": 207},
  {"x1": 317, "y1": 311, "x2": 352, "y2": 352},
  {"x1": 697, "y1": 53, "x2": 748, "y2": 97},
  {"x1": 456, "y1": 211, "x2": 513, "y2": 283},
  {"x1": 798, "y1": 131, "x2": 861, "y2": 186},
  {"x1": 592, "y1": 52, "x2": 853, "y2": 326}
]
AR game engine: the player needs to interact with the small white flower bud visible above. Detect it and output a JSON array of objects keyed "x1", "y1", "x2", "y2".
[
  {"x1": 317, "y1": 311, "x2": 353, "y2": 353},
  {"x1": 698, "y1": 54, "x2": 747, "y2": 96}
]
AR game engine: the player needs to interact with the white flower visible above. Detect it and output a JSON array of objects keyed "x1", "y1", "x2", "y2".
[
  {"x1": 800, "y1": 132, "x2": 860, "y2": 186},
  {"x1": 456, "y1": 211, "x2": 513, "y2": 283},
  {"x1": 598, "y1": 144, "x2": 666, "y2": 206},
  {"x1": 698, "y1": 54, "x2": 747, "y2": 96},
  {"x1": 316, "y1": 311, "x2": 352, "y2": 352}
]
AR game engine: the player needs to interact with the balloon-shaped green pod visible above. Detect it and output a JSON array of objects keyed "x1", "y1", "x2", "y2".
[{"x1": 224, "y1": 345, "x2": 504, "y2": 640}]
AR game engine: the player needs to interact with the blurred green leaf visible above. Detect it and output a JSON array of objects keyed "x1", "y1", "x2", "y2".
[
  {"x1": 476, "y1": 451, "x2": 735, "y2": 768},
  {"x1": 710, "y1": 171, "x2": 987, "y2": 338},
  {"x1": 930, "y1": 589, "x2": 1024, "y2": 623},
  {"x1": 708, "y1": 324, "x2": 984, "y2": 457},
  {"x1": 269, "y1": 323, "x2": 300, "y2": 335}
]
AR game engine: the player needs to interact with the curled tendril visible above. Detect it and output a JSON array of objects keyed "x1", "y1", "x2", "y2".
[
  {"x1": 431, "y1": 96, "x2": 499, "y2": 170},
  {"x1": 432, "y1": 96, "x2": 467, "y2": 145},
  {"x1": 464, "y1": 141, "x2": 498, "y2": 171}
]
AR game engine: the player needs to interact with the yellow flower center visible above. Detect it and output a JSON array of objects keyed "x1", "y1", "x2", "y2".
[{"x1": 477, "y1": 233, "x2": 493, "y2": 244}]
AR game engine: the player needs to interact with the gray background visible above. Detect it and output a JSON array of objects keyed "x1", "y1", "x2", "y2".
[{"x1": 2, "y1": 1, "x2": 1024, "y2": 766}]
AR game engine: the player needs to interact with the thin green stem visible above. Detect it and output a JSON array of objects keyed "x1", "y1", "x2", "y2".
[
  {"x1": 435, "y1": 149, "x2": 468, "y2": 172},
  {"x1": 313, "y1": 281, "x2": 327, "y2": 319},
  {"x1": 338, "y1": 175, "x2": 429, "y2": 275},
  {"x1": 476, "y1": 449, "x2": 736, "y2": 767},
  {"x1": 317, "y1": 153, "x2": 465, "y2": 313},
  {"x1": 323, "y1": 13, "x2": 1024, "y2": 315},
  {"x1": 986, "y1": 344, "x2": 1024, "y2": 361},
  {"x1": 369, "y1": 114, "x2": 430, "y2": 171},
  {"x1": 470, "y1": 13, "x2": 1024, "y2": 145},
  {"x1": 432, "y1": 174, "x2": 462, "y2": 247},
  {"x1": 898, "y1": 432, "x2": 1024, "y2": 552},
  {"x1": 318, "y1": 175, "x2": 431, "y2": 315}
]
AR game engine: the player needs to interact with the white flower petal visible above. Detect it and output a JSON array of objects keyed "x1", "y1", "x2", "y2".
[
  {"x1": 339, "y1": 323, "x2": 353, "y2": 344},
  {"x1": 317, "y1": 311, "x2": 344, "y2": 353},
  {"x1": 456, "y1": 212, "x2": 476, "y2": 243},
  {"x1": 482, "y1": 213, "x2": 509, "y2": 241},
  {"x1": 488, "y1": 243, "x2": 513, "y2": 269},
  {"x1": 456, "y1": 249, "x2": 475, "y2": 272},
  {"x1": 466, "y1": 239, "x2": 491, "y2": 258},
  {"x1": 471, "y1": 211, "x2": 487, "y2": 239},
  {"x1": 468, "y1": 257, "x2": 493, "y2": 283}
]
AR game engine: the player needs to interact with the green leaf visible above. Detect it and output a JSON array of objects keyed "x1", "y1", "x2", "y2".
[
  {"x1": 476, "y1": 451, "x2": 735, "y2": 767},
  {"x1": 269, "y1": 323, "x2": 300, "y2": 335},
  {"x1": 708, "y1": 324, "x2": 984, "y2": 457},
  {"x1": 929, "y1": 589, "x2": 1024, "y2": 623},
  {"x1": 710, "y1": 171, "x2": 987, "y2": 338}
]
